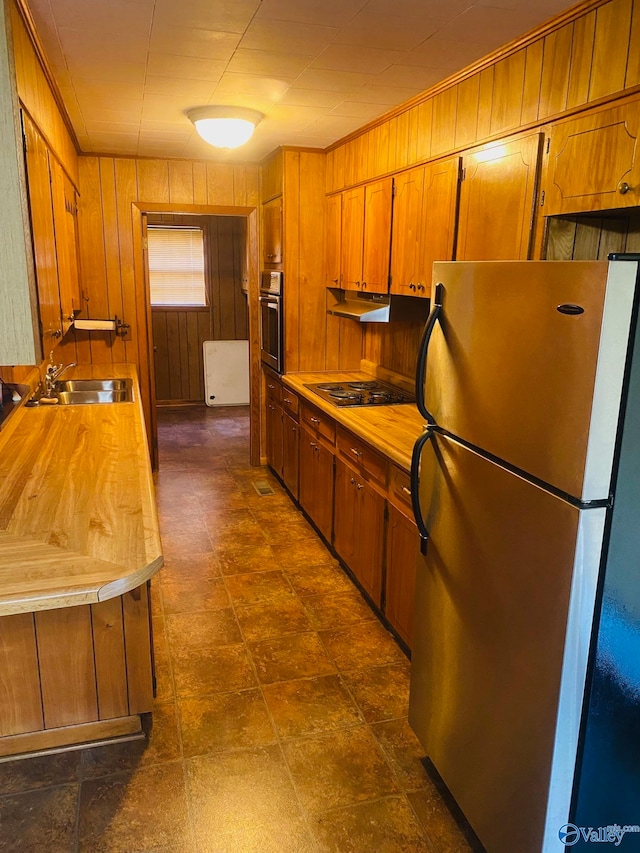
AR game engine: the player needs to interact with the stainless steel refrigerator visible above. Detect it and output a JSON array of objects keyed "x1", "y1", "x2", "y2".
[{"x1": 409, "y1": 258, "x2": 640, "y2": 853}]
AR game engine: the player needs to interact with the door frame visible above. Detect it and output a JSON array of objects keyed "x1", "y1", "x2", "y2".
[{"x1": 133, "y1": 202, "x2": 260, "y2": 468}]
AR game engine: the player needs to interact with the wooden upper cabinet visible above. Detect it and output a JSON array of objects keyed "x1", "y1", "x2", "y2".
[
  {"x1": 456, "y1": 132, "x2": 542, "y2": 261},
  {"x1": 390, "y1": 156, "x2": 460, "y2": 298},
  {"x1": 23, "y1": 113, "x2": 63, "y2": 350},
  {"x1": 50, "y1": 156, "x2": 81, "y2": 337},
  {"x1": 325, "y1": 193, "x2": 342, "y2": 287},
  {"x1": 263, "y1": 195, "x2": 282, "y2": 265},
  {"x1": 340, "y1": 185, "x2": 365, "y2": 289},
  {"x1": 543, "y1": 101, "x2": 640, "y2": 215},
  {"x1": 362, "y1": 178, "x2": 392, "y2": 294}
]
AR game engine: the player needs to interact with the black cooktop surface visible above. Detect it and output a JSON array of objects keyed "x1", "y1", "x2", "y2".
[{"x1": 304, "y1": 379, "x2": 415, "y2": 407}]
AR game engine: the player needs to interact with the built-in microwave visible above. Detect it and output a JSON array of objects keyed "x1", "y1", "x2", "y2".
[{"x1": 259, "y1": 271, "x2": 283, "y2": 373}]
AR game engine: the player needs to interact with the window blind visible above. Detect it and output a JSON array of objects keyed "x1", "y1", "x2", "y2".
[{"x1": 148, "y1": 226, "x2": 207, "y2": 306}]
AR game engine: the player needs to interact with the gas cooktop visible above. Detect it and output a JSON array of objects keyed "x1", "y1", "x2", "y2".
[{"x1": 304, "y1": 379, "x2": 415, "y2": 407}]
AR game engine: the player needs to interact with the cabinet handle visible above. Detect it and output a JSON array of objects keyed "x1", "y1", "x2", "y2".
[
  {"x1": 409, "y1": 283, "x2": 416, "y2": 291},
  {"x1": 356, "y1": 483, "x2": 364, "y2": 490},
  {"x1": 350, "y1": 477, "x2": 356, "y2": 485},
  {"x1": 362, "y1": 281, "x2": 367, "y2": 290},
  {"x1": 417, "y1": 284, "x2": 425, "y2": 292},
  {"x1": 332, "y1": 278, "x2": 339, "y2": 283},
  {"x1": 350, "y1": 447, "x2": 363, "y2": 458},
  {"x1": 355, "y1": 280, "x2": 361, "y2": 287},
  {"x1": 402, "y1": 486, "x2": 412, "y2": 496},
  {"x1": 268, "y1": 383, "x2": 275, "y2": 389},
  {"x1": 310, "y1": 416, "x2": 320, "y2": 425},
  {"x1": 619, "y1": 181, "x2": 632, "y2": 195},
  {"x1": 52, "y1": 328, "x2": 62, "y2": 339},
  {"x1": 284, "y1": 397, "x2": 292, "y2": 404},
  {"x1": 310, "y1": 441, "x2": 317, "y2": 448},
  {"x1": 292, "y1": 426, "x2": 297, "y2": 433}
]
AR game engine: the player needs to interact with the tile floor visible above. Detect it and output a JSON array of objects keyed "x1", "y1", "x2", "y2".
[{"x1": 0, "y1": 405, "x2": 479, "y2": 853}]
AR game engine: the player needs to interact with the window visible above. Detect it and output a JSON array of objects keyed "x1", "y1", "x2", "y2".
[{"x1": 147, "y1": 226, "x2": 207, "y2": 306}]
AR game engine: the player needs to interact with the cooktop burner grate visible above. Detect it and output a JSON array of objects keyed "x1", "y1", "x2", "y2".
[{"x1": 304, "y1": 379, "x2": 415, "y2": 408}]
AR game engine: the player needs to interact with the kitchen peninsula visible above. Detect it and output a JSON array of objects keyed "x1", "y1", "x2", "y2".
[{"x1": 0, "y1": 364, "x2": 162, "y2": 758}]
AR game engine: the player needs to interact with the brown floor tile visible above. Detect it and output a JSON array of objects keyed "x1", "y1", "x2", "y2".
[
  {"x1": 408, "y1": 784, "x2": 477, "y2": 853},
  {"x1": 161, "y1": 527, "x2": 214, "y2": 559},
  {"x1": 235, "y1": 597, "x2": 312, "y2": 642},
  {"x1": 284, "y1": 562, "x2": 354, "y2": 597},
  {"x1": 215, "y1": 542, "x2": 281, "y2": 575},
  {"x1": 178, "y1": 690, "x2": 276, "y2": 757},
  {"x1": 171, "y1": 643, "x2": 257, "y2": 698},
  {"x1": 148, "y1": 576, "x2": 164, "y2": 616},
  {"x1": 160, "y1": 553, "x2": 221, "y2": 584},
  {"x1": 0, "y1": 752, "x2": 80, "y2": 796},
  {"x1": 248, "y1": 632, "x2": 337, "y2": 684},
  {"x1": 162, "y1": 574, "x2": 230, "y2": 614},
  {"x1": 151, "y1": 618, "x2": 175, "y2": 702},
  {"x1": 77, "y1": 763, "x2": 192, "y2": 852},
  {"x1": 341, "y1": 662, "x2": 411, "y2": 723},
  {"x1": 81, "y1": 702, "x2": 181, "y2": 779},
  {"x1": 262, "y1": 674, "x2": 363, "y2": 739},
  {"x1": 282, "y1": 725, "x2": 399, "y2": 813},
  {"x1": 206, "y1": 518, "x2": 269, "y2": 549},
  {"x1": 273, "y1": 538, "x2": 336, "y2": 567},
  {"x1": 196, "y1": 490, "x2": 250, "y2": 512},
  {"x1": 302, "y1": 590, "x2": 377, "y2": 630},
  {"x1": 312, "y1": 795, "x2": 431, "y2": 852},
  {"x1": 371, "y1": 719, "x2": 430, "y2": 791},
  {"x1": 197, "y1": 818, "x2": 318, "y2": 853},
  {"x1": 319, "y1": 621, "x2": 405, "y2": 671},
  {"x1": 0, "y1": 784, "x2": 78, "y2": 852},
  {"x1": 224, "y1": 570, "x2": 296, "y2": 606},
  {"x1": 250, "y1": 504, "x2": 307, "y2": 526},
  {"x1": 166, "y1": 608, "x2": 242, "y2": 652},
  {"x1": 261, "y1": 519, "x2": 317, "y2": 545},
  {"x1": 186, "y1": 745, "x2": 302, "y2": 842}
]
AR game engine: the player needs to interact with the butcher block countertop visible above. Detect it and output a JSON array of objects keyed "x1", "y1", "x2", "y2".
[
  {"x1": 282, "y1": 368, "x2": 426, "y2": 471},
  {"x1": 0, "y1": 363, "x2": 162, "y2": 616}
]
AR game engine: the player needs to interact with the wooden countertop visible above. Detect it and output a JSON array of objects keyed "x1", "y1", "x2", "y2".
[
  {"x1": 282, "y1": 370, "x2": 427, "y2": 471},
  {"x1": 0, "y1": 364, "x2": 163, "y2": 616}
]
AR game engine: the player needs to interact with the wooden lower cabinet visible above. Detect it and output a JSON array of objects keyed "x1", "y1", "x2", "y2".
[
  {"x1": 0, "y1": 584, "x2": 154, "y2": 757},
  {"x1": 299, "y1": 425, "x2": 334, "y2": 542},
  {"x1": 282, "y1": 411, "x2": 299, "y2": 499},
  {"x1": 385, "y1": 503, "x2": 420, "y2": 649},
  {"x1": 266, "y1": 398, "x2": 283, "y2": 476},
  {"x1": 334, "y1": 457, "x2": 385, "y2": 607}
]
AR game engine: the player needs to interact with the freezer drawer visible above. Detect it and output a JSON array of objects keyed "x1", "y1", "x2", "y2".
[
  {"x1": 409, "y1": 433, "x2": 605, "y2": 853},
  {"x1": 423, "y1": 260, "x2": 636, "y2": 501}
]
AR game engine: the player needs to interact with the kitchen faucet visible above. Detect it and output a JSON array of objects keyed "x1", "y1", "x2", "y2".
[{"x1": 44, "y1": 352, "x2": 77, "y2": 397}]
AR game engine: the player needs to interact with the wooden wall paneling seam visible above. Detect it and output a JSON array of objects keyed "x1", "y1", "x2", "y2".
[
  {"x1": 137, "y1": 160, "x2": 170, "y2": 205},
  {"x1": 387, "y1": 117, "x2": 398, "y2": 174},
  {"x1": 334, "y1": 145, "x2": 345, "y2": 191},
  {"x1": 0, "y1": 612, "x2": 43, "y2": 737},
  {"x1": 395, "y1": 111, "x2": 410, "y2": 172},
  {"x1": 168, "y1": 160, "x2": 194, "y2": 205},
  {"x1": 114, "y1": 158, "x2": 139, "y2": 364},
  {"x1": 284, "y1": 151, "x2": 300, "y2": 373},
  {"x1": 538, "y1": 24, "x2": 573, "y2": 119},
  {"x1": 206, "y1": 163, "x2": 234, "y2": 206},
  {"x1": 99, "y1": 157, "x2": 126, "y2": 363},
  {"x1": 192, "y1": 161, "x2": 207, "y2": 205},
  {"x1": 416, "y1": 100, "x2": 432, "y2": 164},
  {"x1": 568, "y1": 11, "x2": 597, "y2": 108},
  {"x1": 588, "y1": 0, "x2": 633, "y2": 101},
  {"x1": 91, "y1": 597, "x2": 128, "y2": 720},
  {"x1": 490, "y1": 50, "x2": 526, "y2": 135},
  {"x1": 122, "y1": 584, "x2": 153, "y2": 715},
  {"x1": 521, "y1": 40, "x2": 544, "y2": 126},
  {"x1": 431, "y1": 87, "x2": 458, "y2": 156},
  {"x1": 626, "y1": 0, "x2": 640, "y2": 87},
  {"x1": 476, "y1": 66, "x2": 495, "y2": 141},
  {"x1": 298, "y1": 152, "x2": 326, "y2": 371},
  {"x1": 132, "y1": 206, "x2": 156, "y2": 464},
  {"x1": 455, "y1": 75, "x2": 480, "y2": 149}
]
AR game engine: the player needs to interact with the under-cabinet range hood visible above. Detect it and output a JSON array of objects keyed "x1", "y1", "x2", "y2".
[{"x1": 326, "y1": 288, "x2": 430, "y2": 323}]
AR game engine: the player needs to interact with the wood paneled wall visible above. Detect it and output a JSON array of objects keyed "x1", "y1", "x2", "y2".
[
  {"x1": 545, "y1": 212, "x2": 640, "y2": 259},
  {"x1": 10, "y1": 0, "x2": 77, "y2": 184},
  {"x1": 148, "y1": 213, "x2": 247, "y2": 403}
]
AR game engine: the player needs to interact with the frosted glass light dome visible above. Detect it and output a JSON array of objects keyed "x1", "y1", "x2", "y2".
[{"x1": 187, "y1": 107, "x2": 263, "y2": 150}]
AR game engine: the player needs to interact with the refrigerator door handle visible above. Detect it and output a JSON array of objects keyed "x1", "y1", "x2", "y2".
[
  {"x1": 415, "y1": 282, "x2": 443, "y2": 422},
  {"x1": 410, "y1": 426, "x2": 436, "y2": 554}
]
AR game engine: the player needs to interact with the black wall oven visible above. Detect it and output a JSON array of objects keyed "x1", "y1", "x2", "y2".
[{"x1": 259, "y1": 271, "x2": 283, "y2": 374}]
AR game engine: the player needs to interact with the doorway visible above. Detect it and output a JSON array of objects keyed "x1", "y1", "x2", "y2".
[{"x1": 147, "y1": 213, "x2": 248, "y2": 406}]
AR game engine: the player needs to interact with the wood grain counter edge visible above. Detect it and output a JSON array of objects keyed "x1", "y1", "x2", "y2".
[{"x1": 0, "y1": 364, "x2": 163, "y2": 616}]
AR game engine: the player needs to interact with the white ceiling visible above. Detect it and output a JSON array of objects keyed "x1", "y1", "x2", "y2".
[{"x1": 28, "y1": 0, "x2": 580, "y2": 163}]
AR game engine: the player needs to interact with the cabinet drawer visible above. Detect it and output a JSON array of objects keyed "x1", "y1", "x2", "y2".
[
  {"x1": 281, "y1": 388, "x2": 299, "y2": 419},
  {"x1": 301, "y1": 402, "x2": 335, "y2": 444},
  {"x1": 264, "y1": 371, "x2": 282, "y2": 404},
  {"x1": 389, "y1": 464, "x2": 413, "y2": 512},
  {"x1": 336, "y1": 426, "x2": 387, "y2": 487}
]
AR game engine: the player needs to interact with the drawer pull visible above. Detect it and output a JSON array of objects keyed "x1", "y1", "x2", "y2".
[
  {"x1": 310, "y1": 416, "x2": 320, "y2": 425},
  {"x1": 402, "y1": 486, "x2": 412, "y2": 496},
  {"x1": 284, "y1": 397, "x2": 292, "y2": 404},
  {"x1": 268, "y1": 383, "x2": 276, "y2": 390},
  {"x1": 350, "y1": 447, "x2": 363, "y2": 458},
  {"x1": 350, "y1": 477, "x2": 355, "y2": 485},
  {"x1": 356, "y1": 483, "x2": 364, "y2": 490}
]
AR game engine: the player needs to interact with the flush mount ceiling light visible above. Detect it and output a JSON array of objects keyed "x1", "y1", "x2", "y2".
[{"x1": 187, "y1": 106, "x2": 264, "y2": 149}]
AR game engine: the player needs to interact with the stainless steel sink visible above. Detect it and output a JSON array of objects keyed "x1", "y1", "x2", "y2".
[{"x1": 26, "y1": 378, "x2": 134, "y2": 406}]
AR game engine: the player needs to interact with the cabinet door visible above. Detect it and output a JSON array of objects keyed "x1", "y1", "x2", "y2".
[
  {"x1": 333, "y1": 457, "x2": 357, "y2": 566},
  {"x1": 23, "y1": 113, "x2": 62, "y2": 350},
  {"x1": 266, "y1": 400, "x2": 283, "y2": 477},
  {"x1": 353, "y1": 477, "x2": 385, "y2": 606},
  {"x1": 282, "y1": 411, "x2": 299, "y2": 500},
  {"x1": 390, "y1": 168, "x2": 424, "y2": 296},
  {"x1": 457, "y1": 133, "x2": 542, "y2": 261},
  {"x1": 50, "y1": 157, "x2": 81, "y2": 336},
  {"x1": 341, "y1": 186, "x2": 364, "y2": 288},
  {"x1": 385, "y1": 503, "x2": 420, "y2": 649},
  {"x1": 325, "y1": 193, "x2": 342, "y2": 287},
  {"x1": 418, "y1": 156, "x2": 460, "y2": 295},
  {"x1": 263, "y1": 196, "x2": 283, "y2": 265},
  {"x1": 544, "y1": 101, "x2": 640, "y2": 215},
  {"x1": 299, "y1": 426, "x2": 334, "y2": 542},
  {"x1": 362, "y1": 178, "x2": 392, "y2": 294}
]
